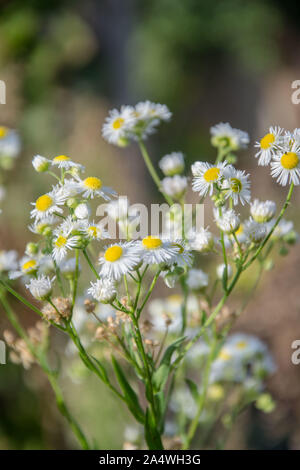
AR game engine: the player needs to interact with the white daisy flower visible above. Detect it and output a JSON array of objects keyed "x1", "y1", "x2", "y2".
[
  {"x1": 216, "y1": 263, "x2": 233, "y2": 280},
  {"x1": 99, "y1": 242, "x2": 141, "y2": 280},
  {"x1": 186, "y1": 268, "x2": 209, "y2": 290},
  {"x1": 188, "y1": 227, "x2": 214, "y2": 253},
  {"x1": 250, "y1": 199, "x2": 276, "y2": 223},
  {"x1": 73, "y1": 175, "x2": 117, "y2": 200},
  {"x1": 0, "y1": 127, "x2": 21, "y2": 159},
  {"x1": 210, "y1": 122, "x2": 249, "y2": 150},
  {"x1": 266, "y1": 219, "x2": 295, "y2": 240},
  {"x1": 159, "y1": 152, "x2": 185, "y2": 176},
  {"x1": 254, "y1": 126, "x2": 283, "y2": 166},
  {"x1": 135, "y1": 101, "x2": 172, "y2": 122},
  {"x1": 52, "y1": 224, "x2": 81, "y2": 262},
  {"x1": 161, "y1": 175, "x2": 187, "y2": 200},
  {"x1": 0, "y1": 250, "x2": 18, "y2": 273},
  {"x1": 74, "y1": 203, "x2": 91, "y2": 220},
  {"x1": 270, "y1": 142, "x2": 300, "y2": 186},
  {"x1": 243, "y1": 218, "x2": 267, "y2": 243},
  {"x1": 87, "y1": 278, "x2": 117, "y2": 304},
  {"x1": 168, "y1": 240, "x2": 193, "y2": 268},
  {"x1": 51, "y1": 155, "x2": 84, "y2": 171},
  {"x1": 222, "y1": 166, "x2": 251, "y2": 205},
  {"x1": 32, "y1": 154, "x2": 50, "y2": 172},
  {"x1": 82, "y1": 220, "x2": 109, "y2": 241},
  {"x1": 214, "y1": 208, "x2": 240, "y2": 234},
  {"x1": 29, "y1": 216, "x2": 59, "y2": 235},
  {"x1": 30, "y1": 185, "x2": 68, "y2": 220},
  {"x1": 9, "y1": 256, "x2": 39, "y2": 279},
  {"x1": 138, "y1": 236, "x2": 179, "y2": 265},
  {"x1": 26, "y1": 275, "x2": 53, "y2": 301},
  {"x1": 226, "y1": 333, "x2": 267, "y2": 361},
  {"x1": 191, "y1": 161, "x2": 227, "y2": 197},
  {"x1": 102, "y1": 106, "x2": 136, "y2": 145}
]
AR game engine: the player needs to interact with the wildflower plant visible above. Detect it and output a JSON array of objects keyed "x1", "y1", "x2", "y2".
[{"x1": 0, "y1": 105, "x2": 298, "y2": 450}]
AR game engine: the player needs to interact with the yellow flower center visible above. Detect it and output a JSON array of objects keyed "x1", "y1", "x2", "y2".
[
  {"x1": 280, "y1": 152, "x2": 299, "y2": 170},
  {"x1": 105, "y1": 245, "x2": 123, "y2": 262},
  {"x1": 203, "y1": 167, "x2": 220, "y2": 183},
  {"x1": 83, "y1": 177, "x2": 102, "y2": 190},
  {"x1": 55, "y1": 236, "x2": 67, "y2": 248},
  {"x1": 88, "y1": 226, "x2": 98, "y2": 238},
  {"x1": 236, "y1": 341, "x2": 247, "y2": 349},
  {"x1": 230, "y1": 177, "x2": 242, "y2": 193},
  {"x1": 0, "y1": 126, "x2": 8, "y2": 139},
  {"x1": 260, "y1": 133, "x2": 275, "y2": 150},
  {"x1": 142, "y1": 236, "x2": 162, "y2": 250},
  {"x1": 53, "y1": 155, "x2": 71, "y2": 162},
  {"x1": 22, "y1": 259, "x2": 37, "y2": 272},
  {"x1": 218, "y1": 349, "x2": 232, "y2": 361},
  {"x1": 168, "y1": 294, "x2": 183, "y2": 304},
  {"x1": 112, "y1": 118, "x2": 124, "y2": 130},
  {"x1": 235, "y1": 224, "x2": 243, "y2": 235},
  {"x1": 36, "y1": 194, "x2": 53, "y2": 212}
]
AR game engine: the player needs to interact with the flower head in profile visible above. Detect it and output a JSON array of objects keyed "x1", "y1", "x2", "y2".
[
  {"x1": 51, "y1": 155, "x2": 84, "y2": 171},
  {"x1": 159, "y1": 152, "x2": 184, "y2": 176},
  {"x1": 0, "y1": 127, "x2": 21, "y2": 160},
  {"x1": 210, "y1": 123, "x2": 249, "y2": 151},
  {"x1": 271, "y1": 142, "x2": 300, "y2": 186},
  {"x1": 26, "y1": 275, "x2": 53, "y2": 301},
  {"x1": 214, "y1": 208, "x2": 240, "y2": 234},
  {"x1": 250, "y1": 199, "x2": 276, "y2": 223},
  {"x1": 32, "y1": 155, "x2": 51, "y2": 173},
  {"x1": 222, "y1": 166, "x2": 251, "y2": 205},
  {"x1": 73, "y1": 175, "x2": 117, "y2": 200},
  {"x1": 244, "y1": 218, "x2": 267, "y2": 243},
  {"x1": 9, "y1": 256, "x2": 39, "y2": 280},
  {"x1": 254, "y1": 127, "x2": 283, "y2": 166},
  {"x1": 88, "y1": 278, "x2": 117, "y2": 304},
  {"x1": 102, "y1": 106, "x2": 136, "y2": 145},
  {"x1": 0, "y1": 250, "x2": 18, "y2": 273},
  {"x1": 99, "y1": 242, "x2": 141, "y2": 280},
  {"x1": 138, "y1": 236, "x2": 179, "y2": 265},
  {"x1": 161, "y1": 175, "x2": 187, "y2": 200},
  {"x1": 191, "y1": 161, "x2": 227, "y2": 197}
]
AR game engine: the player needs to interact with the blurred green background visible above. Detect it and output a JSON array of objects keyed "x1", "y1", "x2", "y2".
[{"x1": 1, "y1": 0, "x2": 300, "y2": 449}]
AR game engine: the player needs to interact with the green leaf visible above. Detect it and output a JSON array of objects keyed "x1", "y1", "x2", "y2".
[
  {"x1": 144, "y1": 408, "x2": 163, "y2": 450},
  {"x1": 111, "y1": 355, "x2": 145, "y2": 424},
  {"x1": 185, "y1": 378, "x2": 199, "y2": 401},
  {"x1": 153, "y1": 336, "x2": 186, "y2": 392}
]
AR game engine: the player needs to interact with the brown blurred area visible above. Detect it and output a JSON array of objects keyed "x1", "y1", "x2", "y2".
[{"x1": 1, "y1": 0, "x2": 300, "y2": 449}]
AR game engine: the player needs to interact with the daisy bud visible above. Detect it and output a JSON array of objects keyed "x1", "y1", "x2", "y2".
[
  {"x1": 32, "y1": 155, "x2": 50, "y2": 173},
  {"x1": 67, "y1": 197, "x2": 78, "y2": 209},
  {"x1": 244, "y1": 218, "x2": 267, "y2": 243},
  {"x1": 216, "y1": 263, "x2": 233, "y2": 280},
  {"x1": 159, "y1": 152, "x2": 185, "y2": 176},
  {"x1": 214, "y1": 209, "x2": 240, "y2": 234},
  {"x1": 74, "y1": 203, "x2": 91, "y2": 220},
  {"x1": 161, "y1": 175, "x2": 187, "y2": 200},
  {"x1": 26, "y1": 275, "x2": 53, "y2": 301},
  {"x1": 250, "y1": 199, "x2": 276, "y2": 223},
  {"x1": 25, "y1": 242, "x2": 39, "y2": 256},
  {"x1": 87, "y1": 278, "x2": 117, "y2": 304}
]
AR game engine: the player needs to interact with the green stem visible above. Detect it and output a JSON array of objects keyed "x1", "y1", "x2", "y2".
[
  {"x1": 137, "y1": 269, "x2": 161, "y2": 319},
  {"x1": 82, "y1": 249, "x2": 99, "y2": 279},
  {"x1": 138, "y1": 139, "x2": 173, "y2": 206}
]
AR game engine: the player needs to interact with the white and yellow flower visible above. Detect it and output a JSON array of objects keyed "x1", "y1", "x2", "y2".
[
  {"x1": 99, "y1": 242, "x2": 141, "y2": 280},
  {"x1": 254, "y1": 126, "x2": 283, "y2": 166},
  {"x1": 82, "y1": 220, "x2": 109, "y2": 241},
  {"x1": 0, "y1": 127, "x2": 21, "y2": 160},
  {"x1": 9, "y1": 256, "x2": 39, "y2": 279},
  {"x1": 26, "y1": 275, "x2": 53, "y2": 301},
  {"x1": 0, "y1": 250, "x2": 18, "y2": 273},
  {"x1": 161, "y1": 175, "x2": 187, "y2": 200},
  {"x1": 271, "y1": 142, "x2": 300, "y2": 186},
  {"x1": 214, "y1": 208, "x2": 240, "y2": 234},
  {"x1": 243, "y1": 218, "x2": 267, "y2": 243},
  {"x1": 210, "y1": 122, "x2": 249, "y2": 150},
  {"x1": 188, "y1": 227, "x2": 214, "y2": 253},
  {"x1": 191, "y1": 161, "x2": 226, "y2": 197},
  {"x1": 52, "y1": 224, "x2": 81, "y2": 262},
  {"x1": 30, "y1": 185, "x2": 68, "y2": 220},
  {"x1": 250, "y1": 199, "x2": 276, "y2": 223},
  {"x1": 51, "y1": 154, "x2": 84, "y2": 171},
  {"x1": 102, "y1": 106, "x2": 136, "y2": 145},
  {"x1": 73, "y1": 175, "x2": 117, "y2": 200},
  {"x1": 32, "y1": 155, "x2": 51, "y2": 172},
  {"x1": 222, "y1": 166, "x2": 251, "y2": 205},
  {"x1": 138, "y1": 236, "x2": 179, "y2": 265}
]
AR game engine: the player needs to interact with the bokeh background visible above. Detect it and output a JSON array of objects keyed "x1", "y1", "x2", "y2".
[{"x1": 1, "y1": 0, "x2": 300, "y2": 449}]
